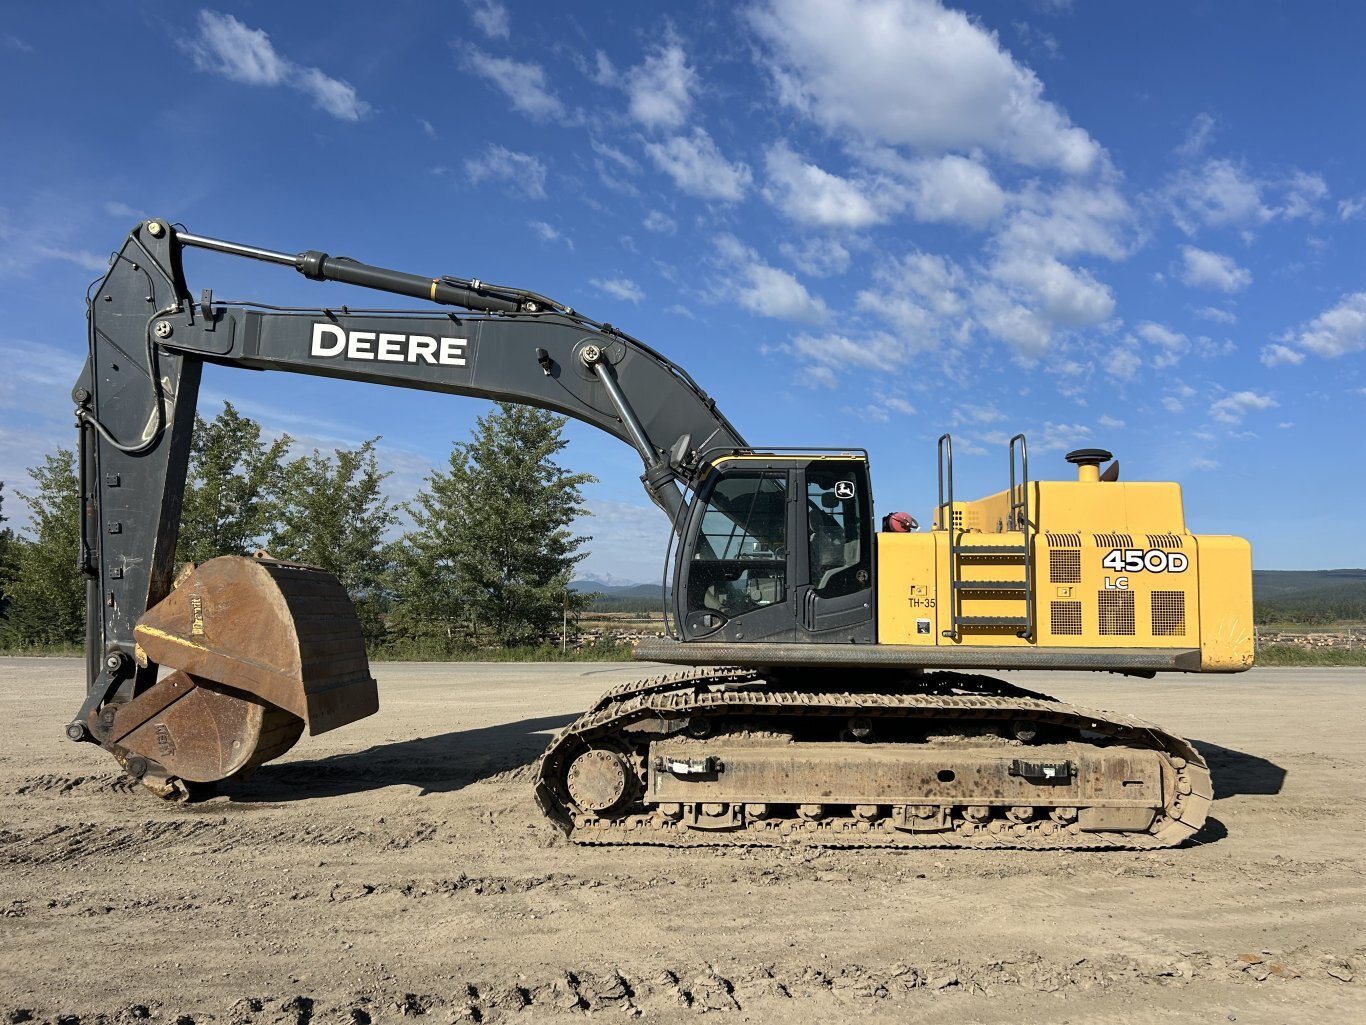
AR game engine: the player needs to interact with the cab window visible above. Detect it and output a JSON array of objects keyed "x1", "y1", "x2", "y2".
[
  {"x1": 806, "y1": 465, "x2": 869, "y2": 598},
  {"x1": 687, "y1": 472, "x2": 787, "y2": 618}
]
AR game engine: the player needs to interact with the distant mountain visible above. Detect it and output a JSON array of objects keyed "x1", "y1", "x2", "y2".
[
  {"x1": 1253, "y1": 569, "x2": 1366, "y2": 625},
  {"x1": 1253, "y1": 569, "x2": 1366, "y2": 600},
  {"x1": 570, "y1": 578, "x2": 658, "y2": 600}
]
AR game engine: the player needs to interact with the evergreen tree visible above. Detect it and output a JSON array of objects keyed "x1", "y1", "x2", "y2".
[
  {"x1": 177, "y1": 402, "x2": 291, "y2": 564},
  {"x1": 391, "y1": 403, "x2": 595, "y2": 648},
  {"x1": 267, "y1": 439, "x2": 396, "y2": 643},
  {"x1": 3, "y1": 450, "x2": 83, "y2": 646},
  {"x1": 0, "y1": 482, "x2": 14, "y2": 629}
]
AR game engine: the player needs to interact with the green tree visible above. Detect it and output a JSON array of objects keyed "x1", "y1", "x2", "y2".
[
  {"x1": 0, "y1": 481, "x2": 15, "y2": 629},
  {"x1": 177, "y1": 402, "x2": 291, "y2": 565},
  {"x1": 267, "y1": 439, "x2": 396, "y2": 644},
  {"x1": 3, "y1": 450, "x2": 84, "y2": 646},
  {"x1": 390, "y1": 403, "x2": 595, "y2": 648}
]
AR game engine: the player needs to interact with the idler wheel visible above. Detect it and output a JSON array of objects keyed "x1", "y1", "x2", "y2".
[{"x1": 565, "y1": 748, "x2": 634, "y2": 814}]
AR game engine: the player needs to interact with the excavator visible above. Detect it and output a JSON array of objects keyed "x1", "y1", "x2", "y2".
[{"x1": 67, "y1": 219, "x2": 1253, "y2": 849}]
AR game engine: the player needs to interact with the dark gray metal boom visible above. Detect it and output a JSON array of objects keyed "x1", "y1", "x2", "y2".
[{"x1": 71, "y1": 219, "x2": 745, "y2": 733}]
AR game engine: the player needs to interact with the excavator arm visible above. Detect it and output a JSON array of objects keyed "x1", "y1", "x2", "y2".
[{"x1": 70, "y1": 219, "x2": 743, "y2": 794}]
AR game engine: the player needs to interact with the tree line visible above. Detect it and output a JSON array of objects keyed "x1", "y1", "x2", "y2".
[{"x1": 0, "y1": 402, "x2": 597, "y2": 656}]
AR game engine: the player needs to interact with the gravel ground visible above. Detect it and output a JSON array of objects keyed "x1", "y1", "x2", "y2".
[{"x1": 2, "y1": 658, "x2": 1363, "y2": 1025}]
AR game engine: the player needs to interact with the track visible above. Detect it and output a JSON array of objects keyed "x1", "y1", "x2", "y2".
[{"x1": 535, "y1": 668, "x2": 1212, "y2": 849}]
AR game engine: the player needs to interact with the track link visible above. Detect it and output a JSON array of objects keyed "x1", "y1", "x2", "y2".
[{"x1": 534, "y1": 669, "x2": 1212, "y2": 850}]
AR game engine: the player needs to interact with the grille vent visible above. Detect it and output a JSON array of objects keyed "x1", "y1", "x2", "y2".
[
  {"x1": 1093, "y1": 533, "x2": 1134, "y2": 549},
  {"x1": 1050, "y1": 549, "x2": 1081, "y2": 583},
  {"x1": 1146, "y1": 534, "x2": 1185, "y2": 549},
  {"x1": 1152, "y1": 590, "x2": 1186, "y2": 636},
  {"x1": 1050, "y1": 601, "x2": 1083, "y2": 635},
  {"x1": 1045, "y1": 532, "x2": 1082, "y2": 547},
  {"x1": 1098, "y1": 590, "x2": 1136, "y2": 635}
]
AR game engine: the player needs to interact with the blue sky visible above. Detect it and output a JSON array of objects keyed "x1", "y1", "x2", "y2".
[{"x1": 2, "y1": 0, "x2": 1363, "y2": 582}]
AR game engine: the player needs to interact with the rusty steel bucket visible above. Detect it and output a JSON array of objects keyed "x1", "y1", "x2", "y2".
[{"x1": 102, "y1": 555, "x2": 378, "y2": 792}]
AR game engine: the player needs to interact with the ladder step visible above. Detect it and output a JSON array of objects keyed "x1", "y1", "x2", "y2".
[
  {"x1": 954, "y1": 616, "x2": 1029, "y2": 627},
  {"x1": 955, "y1": 545, "x2": 1027, "y2": 555},
  {"x1": 954, "y1": 580, "x2": 1027, "y2": 591}
]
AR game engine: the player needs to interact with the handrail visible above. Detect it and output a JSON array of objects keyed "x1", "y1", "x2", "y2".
[
  {"x1": 1008, "y1": 433, "x2": 1034, "y2": 641},
  {"x1": 936, "y1": 434, "x2": 959, "y2": 639}
]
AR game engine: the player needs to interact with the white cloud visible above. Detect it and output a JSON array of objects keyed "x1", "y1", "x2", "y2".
[
  {"x1": 645, "y1": 129, "x2": 752, "y2": 202},
  {"x1": 1282, "y1": 170, "x2": 1329, "y2": 221},
  {"x1": 643, "y1": 210, "x2": 676, "y2": 234},
  {"x1": 464, "y1": 145, "x2": 547, "y2": 198},
  {"x1": 791, "y1": 331, "x2": 907, "y2": 372},
  {"x1": 189, "y1": 10, "x2": 288, "y2": 85},
  {"x1": 1259, "y1": 343, "x2": 1304, "y2": 367},
  {"x1": 748, "y1": 0, "x2": 1102, "y2": 174},
  {"x1": 1175, "y1": 113, "x2": 1216, "y2": 159},
  {"x1": 465, "y1": 51, "x2": 563, "y2": 120},
  {"x1": 591, "y1": 140, "x2": 641, "y2": 195},
  {"x1": 294, "y1": 67, "x2": 369, "y2": 121},
  {"x1": 971, "y1": 286, "x2": 1053, "y2": 357},
  {"x1": 1194, "y1": 305, "x2": 1237, "y2": 325},
  {"x1": 1290, "y1": 291, "x2": 1366, "y2": 359},
  {"x1": 1180, "y1": 245, "x2": 1251, "y2": 292},
  {"x1": 952, "y1": 404, "x2": 1006, "y2": 425},
  {"x1": 855, "y1": 249, "x2": 968, "y2": 349},
  {"x1": 903, "y1": 154, "x2": 1008, "y2": 228},
  {"x1": 529, "y1": 221, "x2": 570, "y2": 247},
  {"x1": 762, "y1": 144, "x2": 885, "y2": 228},
  {"x1": 802, "y1": 364, "x2": 839, "y2": 388},
  {"x1": 1136, "y1": 321, "x2": 1187, "y2": 368},
  {"x1": 463, "y1": 0, "x2": 510, "y2": 39},
  {"x1": 1098, "y1": 414, "x2": 1125, "y2": 429},
  {"x1": 626, "y1": 41, "x2": 696, "y2": 130},
  {"x1": 990, "y1": 254, "x2": 1115, "y2": 327},
  {"x1": 1164, "y1": 160, "x2": 1327, "y2": 234},
  {"x1": 187, "y1": 10, "x2": 368, "y2": 120},
  {"x1": 781, "y1": 238, "x2": 852, "y2": 277},
  {"x1": 995, "y1": 180, "x2": 1133, "y2": 261},
  {"x1": 716, "y1": 235, "x2": 828, "y2": 324},
  {"x1": 591, "y1": 278, "x2": 645, "y2": 304},
  {"x1": 1103, "y1": 347, "x2": 1141, "y2": 381},
  {"x1": 104, "y1": 201, "x2": 142, "y2": 220},
  {"x1": 1036, "y1": 422, "x2": 1092, "y2": 452},
  {"x1": 1338, "y1": 196, "x2": 1366, "y2": 220},
  {"x1": 1209, "y1": 391, "x2": 1277, "y2": 424},
  {"x1": 1136, "y1": 321, "x2": 1185, "y2": 351}
]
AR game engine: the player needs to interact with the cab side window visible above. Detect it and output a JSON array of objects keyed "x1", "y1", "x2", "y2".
[
  {"x1": 806, "y1": 467, "x2": 868, "y2": 599},
  {"x1": 688, "y1": 472, "x2": 787, "y2": 618}
]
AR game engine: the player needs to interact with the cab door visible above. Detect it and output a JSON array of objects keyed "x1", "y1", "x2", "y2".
[
  {"x1": 796, "y1": 460, "x2": 875, "y2": 641},
  {"x1": 674, "y1": 464, "x2": 797, "y2": 643}
]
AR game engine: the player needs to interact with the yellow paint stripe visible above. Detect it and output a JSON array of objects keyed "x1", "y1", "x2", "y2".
[
  {"x1": 431, "y1": 278, "x2": 439, "y2": 301},
  {"x1": 133, "y1": 624, "x2": 208, "y2": 652}
]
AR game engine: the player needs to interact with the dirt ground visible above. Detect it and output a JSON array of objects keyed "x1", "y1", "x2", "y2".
[{"x1": 2, "y1": 659, "x2": 1363, "y2": 1025}]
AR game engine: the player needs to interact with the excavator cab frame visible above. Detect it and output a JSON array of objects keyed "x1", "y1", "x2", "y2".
[{"x1": 671, "y1": 452, "x2": 874, "y2": 645}]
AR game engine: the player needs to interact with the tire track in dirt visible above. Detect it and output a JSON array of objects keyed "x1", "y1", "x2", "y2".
[
  {"x1": 0, "y1": 816, "x2": 450, "y2": 866},
  {"x1": 4, "y1": 946, "x2": 1361, "y2": 1024}
]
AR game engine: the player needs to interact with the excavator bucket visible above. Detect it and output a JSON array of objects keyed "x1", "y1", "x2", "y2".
[{"x1": 103, "y1": 555, "x2": 378, "y2": 791}]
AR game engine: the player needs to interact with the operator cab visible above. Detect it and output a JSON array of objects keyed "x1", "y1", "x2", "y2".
[{"x1": 673, "y1": 453, "x2": 874, "y2": 644}]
